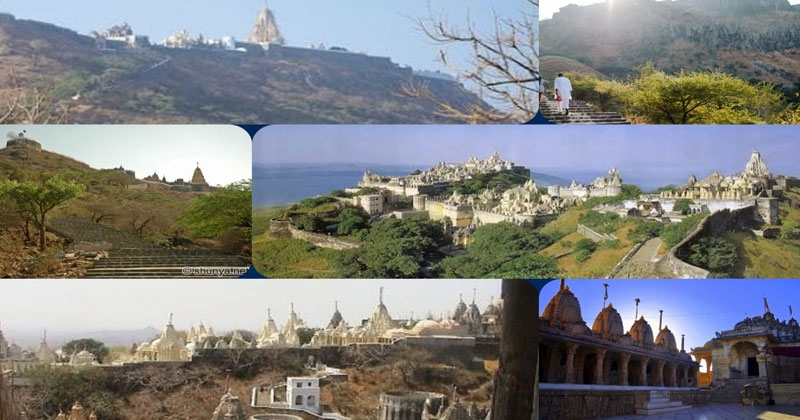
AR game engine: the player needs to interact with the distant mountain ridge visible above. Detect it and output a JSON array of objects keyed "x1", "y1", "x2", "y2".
[
  {"x1": 540, "y1": 0, "x2": 800, "y2": 85},
  {"x1": 0, "y1": 13, "x2": 489, "y2": 123}
]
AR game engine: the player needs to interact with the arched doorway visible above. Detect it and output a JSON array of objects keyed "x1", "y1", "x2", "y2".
[{"x1": 731, "y1": 342, "x2": 760, "y2": 378}]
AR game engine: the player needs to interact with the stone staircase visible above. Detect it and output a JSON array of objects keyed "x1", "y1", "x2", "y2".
[
  {"x1": 539, "y1": 98, "x2": 631, "y2": 124},
  {"x1": 49, "y1": 217, "x2": 249, "y2": 279},
  {"x1": 636, "y1": 390, "x2": 691, "y2": 416},
  {"x1": 709, "y1": 378, "x2": 764, "y2": 404}
]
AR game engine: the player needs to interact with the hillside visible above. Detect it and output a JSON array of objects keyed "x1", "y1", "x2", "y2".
[
  {"x1": 0, "y1": 141, "x2": 249, "y2": 278},
  {"x1": 540, "y1": 0, "x2": 800, "y2": 85},
  {"x1": 0, "y1": 13, "x2": 490, "y2": 124}
]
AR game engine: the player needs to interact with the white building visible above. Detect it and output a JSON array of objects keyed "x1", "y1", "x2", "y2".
[{"x1": 286, "y1": 376, "x2": 320, "y2": 413}]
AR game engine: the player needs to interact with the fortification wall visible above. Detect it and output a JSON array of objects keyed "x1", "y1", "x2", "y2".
[
  {"x1": 658, "y1": 198, "x2": 754, "y2": 214},
  {"x1": 266, "y1": 44, "x2": 397, "y2": 69},
  {"x1": 287, "y1": 225, "x2": 359, "y2": 250},
  {"x1": 668, "y1": 206, "x2": 756, "y2": 278}
]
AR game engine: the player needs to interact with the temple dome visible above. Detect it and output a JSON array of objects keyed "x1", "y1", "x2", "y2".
[
  {"x1": 655, "y1": 326, "x2": 678, "y2": 353},
  {"x1": 541, "y1": 285, "x2": 585, "y2": 329},
  {"x1": 592, "y1": 304, "x2": 625, "y2": 342},
  {"x1": 629, "y1": 316, "x2": 655, "y2": 349}
]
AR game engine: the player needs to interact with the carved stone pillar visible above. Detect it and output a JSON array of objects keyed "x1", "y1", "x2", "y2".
[
  {"x1": 669, "y1": 364, "x2": 678, "y2": 387},
  {"x1": 595, "y1": 349, "x2": 607, "y2": 385},
  {"x1": 640, "y1": 357, "x2": 650, "y2": 386},
  {"x1": 565, "y1": 343, "x2": 579, "y2": 384},
  {"x1": 620, "y1": 353, "x2": 631, "y2": 386},
  {"x1": 655, "y1": 360, "x2": 666, "y2": 387}
]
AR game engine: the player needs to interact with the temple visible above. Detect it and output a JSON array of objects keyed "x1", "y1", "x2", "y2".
[
  {"x1": 691, "y1": 299, "x2": 800, "y2": 394},
  {"x1": 539, "y1": 281, "x2": 698, "y2": 388}
]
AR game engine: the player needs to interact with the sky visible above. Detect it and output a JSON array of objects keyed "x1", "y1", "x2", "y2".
[
  {"x1": 0, "y1": 278, "x2": 500, "y2": 340},
  {"x1": 539, "y1": 279, "x2": 800, "y2": 354},
  {"x1": 0, "y1": 0, "x2": 534, "y2": 76},
  {"x1": 4, "y1": 125, "x2": 251, "y2": 186},
  {"x1": 540, "y1": 0, "x2": 800, "y2": 20},
  {"x1": 253, "y1": 125, "x2": 800, "y2": 191}
]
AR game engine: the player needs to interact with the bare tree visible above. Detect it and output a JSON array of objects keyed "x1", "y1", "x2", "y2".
[
  {"x1": 416, "y1": 0, "x2": 540, "y2": 123},
  {"x1": 0, "y1": 69, "x2": 71, "y2": 124}
]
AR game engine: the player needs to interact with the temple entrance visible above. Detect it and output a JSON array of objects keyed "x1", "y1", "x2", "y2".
[
  {"x1": 747, "y1": 357, "x2": 759, "y2": 377},
  {"x1": 731, "y1": 342, "x2": 761, "y2": 378}
]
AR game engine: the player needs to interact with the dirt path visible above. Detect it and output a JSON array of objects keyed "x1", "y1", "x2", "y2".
[{"x1": 612, "y1": 237, "x2": 675, "y2": 278}]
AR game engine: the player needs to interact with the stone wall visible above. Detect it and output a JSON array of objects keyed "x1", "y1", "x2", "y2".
[
  {"x1": 771, "y1": 384, "x2": 800, "y2": 405},
  {"x1": 539, "y1": 389, "x2": 710, "y2": 419},
  {"x1": 287, "y1": 225, "x2": 359, "y2": 250},
  {"x1": 576, "y1": 224, "x2": 618, "y2": 242},
  {"x1": 266, "y1": 44, "x2": 399, "y2": 70},
  {"x1": 668, "y1": 206, "x2": 757, "y2": 278}
]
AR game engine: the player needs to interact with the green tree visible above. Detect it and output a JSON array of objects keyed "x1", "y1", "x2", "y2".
[
  {"x1": 673, "y1": 198, "x2": 694, "y2": 215},
  {"x1": 626, "y1": 63, "x2": 784, "y2": 124},
  {"x1": 62, "y1": 338, "x2": 109, "y2": 363},
  {"x1": 177, "y1": 179, "x2": 252, "y2": 238},
  {"x1": 296, "y1": 327, "x2": 319, "y2": 346},
  {"x1": 336, "y1": 208, "x2": 368, "y2": 236},
  {"x1": 335, "y1": 217, "x2": 446, "y2": 278},
  {"x1": 439, "y1": 222, "x2": 555, "y2": 278},
  {"x1": 295, "y1": 214, "x2": 325, "y2": 233},
  {"x1": 688, "y1": 237, "x2": 739, "y2": 277},
  {"x1": 0, "y1": 176, "x2": 84, "y2": 250}
]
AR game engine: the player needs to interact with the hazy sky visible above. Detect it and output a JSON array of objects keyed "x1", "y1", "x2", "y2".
[
  {"x1": 0, "y1": 0, "x2": 533, "y2": 76},
  {"x1": 541, "y1": 0, "x2": 800, "y2": 20},
  {"x1": 0, "y1": 278, "x2": 501, "y2": 336},
  {"x1": 254, "y1": 125, "x2": 800, "y2": 187},
  {"x1": 539, "y1": 279, "x2": 800, "y2": 354},
  {"x1": 4, "y1": 125, "x2": 251, "y2": 186}
]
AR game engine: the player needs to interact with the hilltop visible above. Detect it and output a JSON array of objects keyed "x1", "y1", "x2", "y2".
[
  {"x1": 0, "y1": 13, "x2": 490, "y2": 124},
  {"x1": 540, "y1": 0, "x2": 800, "y2": 85}
]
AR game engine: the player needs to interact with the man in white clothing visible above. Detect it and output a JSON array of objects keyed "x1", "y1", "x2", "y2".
[{"x1": 554, "y1": 73, "x2": 573, "y2": 115}]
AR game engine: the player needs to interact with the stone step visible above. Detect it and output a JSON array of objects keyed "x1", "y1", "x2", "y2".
[
  {"x1": 83, "y1": 266, "x2": 247, "y2": 279},
  {"x1": 636, "y1": 405, "x2": 692, "y2": 416},
  {"x1": 642, "y1": 400, "x2": 683, "y2": 409}
]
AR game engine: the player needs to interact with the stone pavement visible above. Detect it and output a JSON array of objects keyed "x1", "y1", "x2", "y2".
[{"x1": 597, "y1": 404, "x2": 800, "y2": 420}]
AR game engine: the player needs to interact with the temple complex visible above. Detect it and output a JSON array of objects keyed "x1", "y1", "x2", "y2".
[
  {"x1": 539, "y1": 280, "x2": 698, "y2": 387},
  {"x1": 351, "y1": 153, "x2": 586, "y2": 235},
  {"x1": 656, "y1": 150, "x2": 783, "y2": 224},
  {"x1": 547, "y1": 168, "x2": 623, "y2": 199},
  {"x1": 691, "y1": 300, "x2": 800, "y2": 391}
]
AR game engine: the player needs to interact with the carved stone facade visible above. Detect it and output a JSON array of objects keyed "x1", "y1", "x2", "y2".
[
  {"x1": 548, "y1": 168, "x2": 623, "y2": 200},
  {"x1": 691, "y1": 304, "x2": 800, "y2": 387},
  {"x1": 540, "y1": 281, "x2": 698, "y2": 387}
]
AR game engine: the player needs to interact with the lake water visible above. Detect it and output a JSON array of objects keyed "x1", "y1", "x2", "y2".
[{"x1": 253, "y1": 162, "x2": 424, "y2": 207}]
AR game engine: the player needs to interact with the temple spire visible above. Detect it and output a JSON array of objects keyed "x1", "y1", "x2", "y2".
[
  {"x1": 635, "y1": 298, "x2": 641, "y2": 320},
  {"x1": 764, "y1": 297, "x2": 771, "y2": 314},
  {"x1": 472, "y1": 288, "x2": 477, "y2": 304},
  {"x1": 681, "y1": 334, "x2": 685, "y2": 352},
  {"x1": 560, "y1": 278, "x2": 565, "y2": 291},
  {"x1": 168, "y1": 312, "x2": 173, "y2": 325},
  {"x1": 603, "y1": 283, "x2": 609, "y2": 309},
  {"x1": 379, "y1": 287, "x2": 384, "y2": 304},
  {"x1": 659, "y1": 309, "x2": 664, "y2": 331}
]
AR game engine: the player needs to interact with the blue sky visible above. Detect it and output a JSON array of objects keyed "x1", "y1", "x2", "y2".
[
  {"x1": 539, "y1": 279, "x2": 800, "y2": 353},
  {"x1": 254, "y1": 125, "x2": 800, "y2": 190},
  {"x1": 0, "y1": 0, "x2": 533, "y2": 76},
  {"x1": 4, "y1": 125, "x2": 251, "y2": 186},
  {"x1": 0, "y1": 278, "x2": 500, "y2": 335}
]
